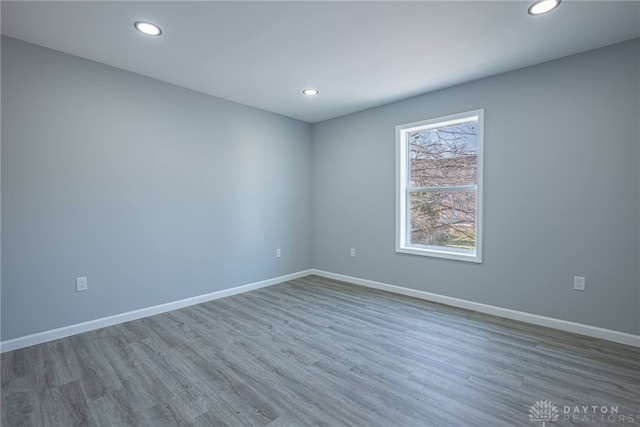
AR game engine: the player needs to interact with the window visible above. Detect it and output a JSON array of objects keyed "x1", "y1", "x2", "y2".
[{"x1": 396, "y1": 109, "x2": 484, "y2": 263}]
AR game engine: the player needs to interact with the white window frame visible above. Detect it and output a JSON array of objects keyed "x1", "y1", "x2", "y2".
[{"x1": 396, "y1": 109, "x2": 484, "y2": 263}]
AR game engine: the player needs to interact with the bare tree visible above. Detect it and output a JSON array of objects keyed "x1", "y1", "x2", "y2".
[{"x1": 408, "y1": 122, "x2": 478, "y2": 249}]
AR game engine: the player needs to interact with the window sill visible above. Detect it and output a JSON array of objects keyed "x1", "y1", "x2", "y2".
[{"x1": 396, "y1": 245, "x2": 482, "y2": 263}]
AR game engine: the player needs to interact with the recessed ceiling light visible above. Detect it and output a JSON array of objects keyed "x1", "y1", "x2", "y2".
[
  {"x1": 134, "y1": 21, "x2": 162, "y2": 36},
  {"x1": 303, "y1": 89, "x2": 319, "y2": 96},
  {"x1": 528, "y1": 0, "x2": 561, "y2": 16}
]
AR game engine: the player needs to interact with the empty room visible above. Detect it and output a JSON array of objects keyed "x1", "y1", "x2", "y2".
[{"x1": 1, "y1": 1, "x2": 639, "y2": 426}]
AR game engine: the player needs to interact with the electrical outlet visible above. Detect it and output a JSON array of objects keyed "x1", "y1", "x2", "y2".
[
  {"x1": 350, "y1": 248, "x2": 356, "y2": 257},
  {"x1": 76, "y1": 276, "x2": 88, "y2": 292},
  {"x1": 573, "y1": 276, "x2": 585, "y2": 291},
  {"x1": 276, "y1": 248, "x2": 281, "y2": 258}
]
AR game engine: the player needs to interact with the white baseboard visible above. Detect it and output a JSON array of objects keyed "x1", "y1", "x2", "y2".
[
  {"x1": 0, "y1": 269, "x2": 313, "y2": 353},
  {"x1": 3, "y1": 268, "x2": 638, "y2": 352},
  {"x1": 311, "y1": 269, "x2": 640, "y2": 348}
]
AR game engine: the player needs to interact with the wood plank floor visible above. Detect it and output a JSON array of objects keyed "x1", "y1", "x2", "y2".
[{"x1": 2, "y1": 275, "x2": 639, "y2": 426}]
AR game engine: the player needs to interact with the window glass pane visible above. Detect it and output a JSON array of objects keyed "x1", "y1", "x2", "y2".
[
  {"x1": 409, "y1": 121, "x2": 478, "y2": 188},
  {"x1": 410, "y1": 190, "x2": 476, "y2": 250}
]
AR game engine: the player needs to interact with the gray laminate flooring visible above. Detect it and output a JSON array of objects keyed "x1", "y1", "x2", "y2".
[{"x1": 2, "y1": 275, "x2": 639, "y2": 426}]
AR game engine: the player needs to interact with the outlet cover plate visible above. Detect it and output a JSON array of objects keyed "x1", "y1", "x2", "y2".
[{"x1": 76, "y1": 276, "x2": 88, "y2": 292}]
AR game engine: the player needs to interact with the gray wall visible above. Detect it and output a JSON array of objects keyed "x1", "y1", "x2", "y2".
[
  {"x1": 1, "y1": 37, "x2": 312, "y2": 340},
  {"x1": 3, "y1": 36, "x2": 639, "y2": 342},
  {"x1": 312, "y1": 39, "x2": 640, "y2": 335}
]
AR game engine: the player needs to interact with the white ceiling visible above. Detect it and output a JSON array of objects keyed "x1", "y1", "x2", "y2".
[{"x1": 2, "y1": 1, "x2": 639, "y2": 123}]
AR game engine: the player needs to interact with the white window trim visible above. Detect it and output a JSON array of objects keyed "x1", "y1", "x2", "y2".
[{"x1": 395, "y1": 109, "x2": 484, "y2": 263}]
